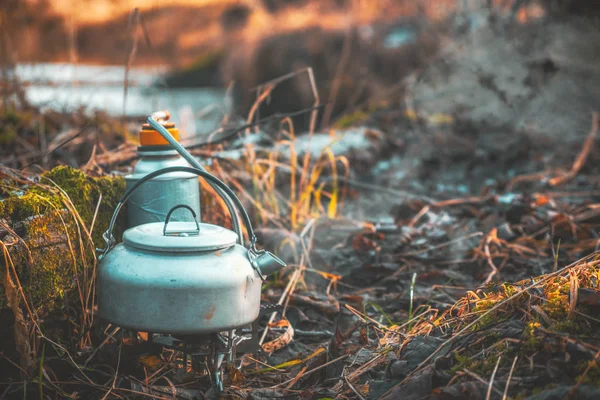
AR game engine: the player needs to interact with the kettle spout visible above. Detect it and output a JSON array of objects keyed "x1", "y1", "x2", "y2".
[{"x1": 252, "y1": 251, "x2": 287, "y2": 278}]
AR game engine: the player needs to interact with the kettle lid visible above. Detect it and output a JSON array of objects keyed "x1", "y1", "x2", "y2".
[{"x1": 123, "y1": 222, "x2": 237, "y2": 253}]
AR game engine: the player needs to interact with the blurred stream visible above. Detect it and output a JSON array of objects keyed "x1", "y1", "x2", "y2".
[{"x1": 13, "y1": 63, "x2": 228, "y2": 138}]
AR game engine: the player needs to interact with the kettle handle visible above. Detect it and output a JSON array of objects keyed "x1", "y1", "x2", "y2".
[
  {"x1": 163, "y1": 204, "x2": 201, "y2": 236},
  {"x1": 99, "y1": 166, "x2": 257, "y2": 258}
]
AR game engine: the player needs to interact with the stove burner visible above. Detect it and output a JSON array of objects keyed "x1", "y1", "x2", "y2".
[{"x1": 144, "y1": 303, "x2": 282, "y2": 391}]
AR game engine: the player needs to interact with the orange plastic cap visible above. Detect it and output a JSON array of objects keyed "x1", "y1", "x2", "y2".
[{"x1": 139, "y1": 124, "x2": 180, "y2": 146}]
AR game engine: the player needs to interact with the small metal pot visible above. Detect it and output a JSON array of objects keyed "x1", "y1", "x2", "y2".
[{"x1": 125, "y1": 147, "x2": 201, "y2": 228}]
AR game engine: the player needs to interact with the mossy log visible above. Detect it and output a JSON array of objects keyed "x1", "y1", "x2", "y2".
[{"x1": 0, "y1": 166, "x2": 125, "y2": 315}]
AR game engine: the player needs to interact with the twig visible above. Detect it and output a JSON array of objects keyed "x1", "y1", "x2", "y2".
[
  {"x1": 486, "y1": 356, "x2": 502, "y2": 400},
  {"x1": 484, "y1": 234, "x2": 499, "y2": 284},
  {"x1": 502, "y1": 356, "x2": 518, "y2": 400},
  {"x1": 463, "y1": 369, "x2": 504, "y2": 398},
  {"x1": 432, "y1": 195, "x2": 494, "y2": 207},
  {"x1": 259, "y1": 267, "x2": 302, "y2": 347},
  {"x1": 157, "y1": 376, "x2": 177, "y2": 400},
  {"x1": 408, "y1": 272, "x2": 417, "y2": 330},
  {"x1": 22, "y1": 123, "x2": 91, "y2": 169},
  {"x1": 347, "y1": 353, "x2": 386, "y2": 382},
  {"x1": 180, "y1": 104, "x2": 326, "y2": 148},
  {"x1": 246, "y1": 84, "x2": 275, "y2": 135},
  {"x1": 408, "y1": 205, "x2": 430, "y2": 227},
  {"x1": 569, "y1": 350, "x2": 600, "y2": 398},
  {"x1": 100, "y1": 343, "x2": 122, "y2": 400},
  {"x1": 337, "y1": 177, "x2": 436, "y2": 203},
  {"x1": 84, "y1": 326, "x2": 120, "y2": 367},
  {"x1": 246, "y1": 356, "x2": 283, "y2": 372},
  {"x1": 284, "y1": 366, "x2": 307, "y2": 390},
  {"x1": 307, "y1": 67, "x2": 320, "y2": 136},
  {"x1": 89, "y1": 193, "x2": 103, "y2": 236},
  {"x1": 549, "y1": 112, "x2": 599, "y2": 186},
  {"x1": 344, "y1": 373, "x2": 366, "y2": 400},
  {"x1": 123, "y1": 8, "x2": 140, "y2": 121},
  {"x1": 271, "y1": 354, "x2": 349, "y2": 389},
  {"x1": 322, "y1": 26, "x2": 353, "y2": 129},
  {"x1": 399, "y1": 232, "x2": 483, "y2": 257}
]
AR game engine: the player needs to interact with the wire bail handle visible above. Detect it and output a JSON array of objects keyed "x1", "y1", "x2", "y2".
[
  {"x1": 97, "y1": 166, "x2": 286, "y2": 278},
  {"x1": 98, "y1": 166, "x2": 254, "y2": 259}
]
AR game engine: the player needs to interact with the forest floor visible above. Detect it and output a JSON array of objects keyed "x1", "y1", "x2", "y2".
[{"x1": 3, "y1": 4, "x2": 600, "y2": 400}]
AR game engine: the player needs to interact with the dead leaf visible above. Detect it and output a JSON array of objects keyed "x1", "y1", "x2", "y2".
[
  {"x1": 262, "y1": 318, "x2": 294, "y2": 354},
  {"x1": 351, "y1": 231, "x2": 382, "y2": 253},
  {"x1": 138, "y1": 354, "x2": 162, "y2": 371},
  {"x1": 226, "y1": 364, "x2": 246, "y2": 385},
  {"x1": 533, "y1": 194, "x2": 550, "y2": 207},
  {"x1": 291, "y1": 294, "x2": 341, "y2": 316},
  {"x1": 359, "y1": 327, "x2": 369, "y2": 345}
]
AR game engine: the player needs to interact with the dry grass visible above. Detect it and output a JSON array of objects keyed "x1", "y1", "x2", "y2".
[{"x1": 194, "y1": 68, "x2": 350, "y2": 232}]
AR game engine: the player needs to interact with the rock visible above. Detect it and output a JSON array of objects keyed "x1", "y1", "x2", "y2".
[
  {"x1": 410, "y1": 14, "x2": 600, "y2": 147},
  {"x1": 386, "y1": 359, "x2": 411, "y2": 379},
  {"x1": 286, "y1": 127, "x2": 388, "y2": 173},
  {"x1": 369, "y1": 379, "x2": 401, "y2": 399},
  {"x1": 525, "y1": 385, "x2": 600, "y2": 400},
  {"x1": 577, "y1": 288, "x2": 600, "y2": 308},
  {"x1": 353, "y1": 347, "x2": 376, "y2": 365},
  {"x1": 379, "y1": 367, "x2": 434, "y2": 400},
  {"x1": 412, "y1": 23, "x2": 532, "y2": 131},
  {"x1": 401, "y1": 336, "x2": 451, "y2": 370},
  {"x1": 431, "y1": 381, "x2": 488, "y2": 400},
  {"x1": 494, "y1": 319, "x2": 525, "y2": 338}
]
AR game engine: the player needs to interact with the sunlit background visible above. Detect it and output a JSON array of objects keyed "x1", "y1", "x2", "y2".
[{"x1": 2, "y1": 0, "x2": 478, "y2": 136}]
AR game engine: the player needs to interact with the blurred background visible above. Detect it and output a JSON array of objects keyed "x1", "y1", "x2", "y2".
[
  {"x1": 2, "y1": 0, "x2": 600, "y2": 181},
  {"x1": 5, "y1": 3, "x2": 600, "y2": 398},
  {"x1": 0, "y1": 0, "x2": 457, "y2": 137}
]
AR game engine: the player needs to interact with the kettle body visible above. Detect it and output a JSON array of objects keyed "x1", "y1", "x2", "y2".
[{"x1": 97, "y1": 220, "x2": 262, "y2": 335}]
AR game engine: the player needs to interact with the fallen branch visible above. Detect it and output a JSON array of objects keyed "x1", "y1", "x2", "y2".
[{"x1": 549, "y1": 112, "x2": 599, "y2": 186}]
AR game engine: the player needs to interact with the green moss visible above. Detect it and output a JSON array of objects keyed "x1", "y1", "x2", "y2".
[
  {"x1": 3, "y1": 191, "x2": 60, "y2": 222},
  {"x1": 40, "y1": 166, "x2": 125, "y2": 244},
  {"x1": 471, "y1": 297, "x2": 509, "y2": 330},
  {"x1": 0, "y1": 166, "x2": 125, "y2": 313},
  {"x1": 523, "y1": 321, "x2": 543, "y2": 350},
  {"x1": 538, "y1": 277, "x2": 591, "y2": 334},
  {"x1": 450, "y1": 351, "x2": 505, "y2": 376},
  {"x1": 0, "y1": 125, "x2": 17, "y2": 145},
  {"x1": 502, "y1": 283, "x2": 518, "y2": 297},
  {"x1": 0, "y1": 108, "x2": 36, "y2": 145},
  {"x1": 543, "y1": 277, "x2": 570, "y2": 319}
]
